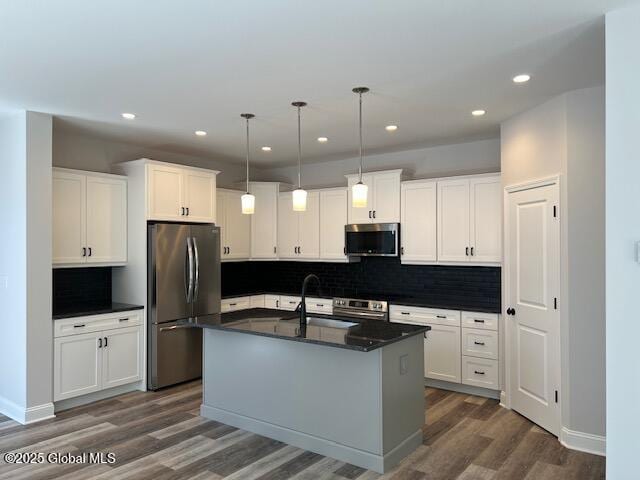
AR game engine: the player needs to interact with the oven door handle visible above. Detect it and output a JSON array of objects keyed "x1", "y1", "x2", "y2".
[{"x1": 333, "y1": 309, "x2": 387, "y2": 319}]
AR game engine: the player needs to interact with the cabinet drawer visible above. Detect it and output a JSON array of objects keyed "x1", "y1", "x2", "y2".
[
  {"x1": 222, "y1": 297, "x2": 251, "y2": 312},
  {"x1": 462, "y1": 328, "x2": 498, "y2": 359},
  {"x1": 54, "y1": 311, "x2": 142, "y2": 338},
  {"x1": 462, "y1": 311, "x2": 499, "y2": 331},
  {"x1": 390, "y1": 305, "x2": 460, "y2": 327},
  {"x1": 250, "y1": 295, "x2": 265, "y2": 308},
  {"x1": 264, "y1": 295, "x2": 280, "y2": 309},
  {"x1": 306, "y1": 297, "x2": 333, "y2": 314},
  {"x1": 461, "y1": 356, "x2": 499, "y2": 389},
  {"x1": 280, "y1": 295, "x2": 301, "y2": 311}
]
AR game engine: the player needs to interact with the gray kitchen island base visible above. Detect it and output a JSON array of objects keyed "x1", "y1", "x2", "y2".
[{"x1": 200, "y1": 328, "x2": 425, "y2": 473}]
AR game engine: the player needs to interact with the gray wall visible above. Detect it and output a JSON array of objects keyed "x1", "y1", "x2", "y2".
[
  {"x1": 52, "y1": 127, "x2": 250, "y2": 188},
  {"x1": 260, "y1": 138, "x2": 500, "y2": 187},
  {"x1": 605, "y1": 5, "x2": 640, "y2": 476},
  {"x1": 501, "y1": 86, "x2": 605, "y2": 439},
  {"x1": 0, "y1": 111, "x2": 53, "y2": 420}
]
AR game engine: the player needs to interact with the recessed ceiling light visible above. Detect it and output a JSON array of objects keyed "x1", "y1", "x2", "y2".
[
  {"x1": 121, "y1": 113, "x2": 136, "y2": 120},
  {"x1": 317, "y1": 137, "x2": 328, "y2": 143},
  {"x1": 471, "y1": 110, "x2": 486, "y2": 117},
  {"x1": 195, "y1": 130, "x2": 207, "y2": 136},
  {"x1": 261, "y1": 146, "x2": 272, "y2": 152},
  {"x1": 513, "y1": 74, "x2": 531, "y2": 84},
  {"x1": 385, "y1": 125, "x2": 398, "y2": 132}
]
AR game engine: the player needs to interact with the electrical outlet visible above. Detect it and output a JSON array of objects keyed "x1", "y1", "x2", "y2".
[{"x1": 399, "y1": 354, "x2": 408, "y2": 375}]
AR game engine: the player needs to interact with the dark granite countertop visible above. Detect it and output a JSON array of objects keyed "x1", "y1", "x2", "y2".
[
  {"x1": 221, "y1": 291, "x2": 500, "y2": 314},
  {"x1": 53, "y1": 302, "x2": 144, "y2": 320},
  {"x1": 179, "y1": 308, "x2": 429, "y2": 352}
]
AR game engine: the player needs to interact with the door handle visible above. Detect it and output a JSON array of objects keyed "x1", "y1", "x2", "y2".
[
  {"x1": 372, "y1": 210, "x2": 376, "y2": 219},
  {"x1": 193, "y1": 237, "x2": 200, "y2": 302},
  {"x1": 181, "y1": 207, "x2": 185, "y2": 216},
  {"x1": 466, "y1": 247, "x2": 469, "y2": 256},
  {"x1": 470, "y1": 247, "x2": 474, "y2": 256},
  {"x1": 186, "y1": 207, "x2": 189, "y2": 216},
  {"x1": 98, "y1": 338, "x2": 102, "y2": 348},
  {"x1": 88, "y1": 247, "x2": 92, "y2": 257},
  {"x1": 104, "y1": 337, "x2": 108, "y2": 347},
  {"x1": 368, "y1": 210, "x2": 372, "y2": 219},
  {"x1": 82, "y1": 247, "x2": 87, "y2": 257},
  {"x1": 185, "y1": 237, "x2": 194, "y2": 303}
]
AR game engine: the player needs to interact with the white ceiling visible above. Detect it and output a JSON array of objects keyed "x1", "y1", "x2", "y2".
[{"x1": 0, "y1": 0, "x2": 630, "y2": 166}]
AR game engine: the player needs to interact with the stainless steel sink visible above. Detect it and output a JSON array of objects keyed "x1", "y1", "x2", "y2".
[{"x1": 305, "y1": 317, "x2": 358, "y2": 329}]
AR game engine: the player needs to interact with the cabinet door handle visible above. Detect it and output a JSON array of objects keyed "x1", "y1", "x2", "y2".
[
  {"x1": 119, "y1": 318, "x2": 128, "y2": 322},
  {"x1": 82, "y1": 247, "x2": 87, "y2": 257},
  {"x1": 474, "y1": 370, "x2": 486, "y2": 375},
  {"x1": 474, "y1": 341, "x2": 486, "y2": 346},
  {"x1": 181, "y1": 207, "x2": 185, "y2": 216},
  {"x1": 401, "y1": 311, "x2": 410, "y2": 315},
  {"x1": 368, "y1": 210, "x2": 372, "y2": 219},
  {"x1": 88, "y1": 247, "x2": 92, "y2": 257},
  {"x1": 104, "y1": 337, "x2": 108, "y2": 347},
  {"x1": 373, "y1": 210, "x2": 376, "y2": 219},
  {"x1": 274, "y1": 246, "x2": 277, "y2": 254},
  {"x1": 73, "y1": 324, "x2": 86, "y2": 328},
  {"x1": 343, "y1": 247, "x2": 346, "y2": 255},
  {"x1": 227, "y1": 246, "x2": 231, "y2": 254},
  {"x1": 466, "y1": 247, "x2": 469, "y2": 256},
  {"x1": 401, "y1": 246, "x2": 404, "y2": 255},
  {"x1": 470, "y1": 247, "x2": 474, "y2": 256},
  {"x1": 474, "y1": 319, "x2": 485, "y2": 323},
  {"x1": 98, "y1": 338, "x2": 102, "y2": 348},
  {"x1": 436, "y1": 315, "x2": 446, "y2": 319},
  {"x1": 276, "y1": 300, "x2": 279, "y2": 308},
  {"x1": 186, "y1": 207, "x2": 189, "y2": 216}
]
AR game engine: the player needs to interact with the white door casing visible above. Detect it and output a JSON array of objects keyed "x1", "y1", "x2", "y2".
[{"x1": 506, "y1": 179, "x2": 561, "y2": 436}]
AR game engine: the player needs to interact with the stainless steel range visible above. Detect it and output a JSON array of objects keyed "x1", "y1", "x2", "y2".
[{"x1": 332, "y1": 297, "x2": 388, "y2": 321}]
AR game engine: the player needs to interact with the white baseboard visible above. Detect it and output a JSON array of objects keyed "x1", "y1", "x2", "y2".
[
  {"x1": 54, "y1": 383, "x2": 142, "y2": 412},
  {"x1": 0, "y1": 395, "x2": 55, "y2": 425},
  {"x1": 560, "y1": 426, "x2": 606, "y2": 456},
  {"x1": 499, "y1": 390, "x2": 509, "y2": 409}
]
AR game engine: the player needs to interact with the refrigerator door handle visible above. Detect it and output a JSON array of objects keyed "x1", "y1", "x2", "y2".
[
  {"x1": 193, "y1": 237, "x2": 200, "y2": 302},
  {"x1": 185, "y1": 237, "x2": 195, "y2": 303}
]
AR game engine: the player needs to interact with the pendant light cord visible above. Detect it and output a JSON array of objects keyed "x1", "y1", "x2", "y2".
[
  {"x1": 245, "y1": 117, "x2": 250, "y2": 194},
  {"x1": 358, "y1": 91, "x2": 364, "y2": 183},
  {"x1": 297, "y1": 105, "x2": 302, "y2": 189}
]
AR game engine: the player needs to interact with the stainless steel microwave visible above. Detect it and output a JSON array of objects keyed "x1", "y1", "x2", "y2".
[{"x1": 345, "y1": 223, "x2": 399, "y2": 257}]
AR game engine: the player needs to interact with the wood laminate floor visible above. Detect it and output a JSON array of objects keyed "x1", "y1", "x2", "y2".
[{"x1": 0, "y1": 381, "x2": 605, "y2": 480}]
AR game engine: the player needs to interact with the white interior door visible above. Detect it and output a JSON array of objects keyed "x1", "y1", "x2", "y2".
[
  {"x1": 147, "y1": 164, "x2": 183, "y2": 221},
  {"x1": 298, "y1": 191, "x2": 320, "y2": 258},
  {"x1": 507, "y1": 182, "x2": 560, "y2": 436},
  {"x1": 224, "y1": 191, "x2": 251, "y2": 259},
  {"x1": 371, "y1": 171, "x2": 400, "y2": 222},
  {"x1": 277, "y1": 192, "x2": 299, "y2": 258},
  {"x1": 401, "y1": 181, "x2": 437, "y2": 263},
  {"x1": 470, "y1": 176, "x2": 502, "y2": 263},
  {"x1": 183, "y1": 169, "x2": 216, "y2": 222},
  {"x1": 52, "y1": 170, "x2": 86, "y2": 264},
  {"x1": 86, "y1": 176, "x2": 127, "y2": 264},
  {"x1": 320, "y1": 189, "x2": 347, "y2": 260},
  {"x1": 437, "y1": 178, "x2": 470, "y2": 262}
]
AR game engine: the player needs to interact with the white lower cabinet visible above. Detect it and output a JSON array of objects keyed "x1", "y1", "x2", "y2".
[
  {"x1": 424, "y1": 324, "x2": 461, "y2": 383},
  {"x1": 221, "y1": 297, "x2": 251, "y2": 312},
  {"x1": 280, "y1": 295, "x2": 302, "y2": 311},
  {"x1": 391, "y1": 305, "x2": 500, "y2": 391},
  {"x1": 264, "y1": 294, "x2": 280, "y2": 309},
  {"x1": 54, "y1": 310, "x2": 142, "y2": 402},
  {"x1": 222, "y1": 294, "x2": 332, "y2": 314}
]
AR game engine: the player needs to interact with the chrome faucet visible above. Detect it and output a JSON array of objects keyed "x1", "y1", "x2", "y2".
[{"x1": 298, "y1": 274, "x2": 320, "y2": 329}]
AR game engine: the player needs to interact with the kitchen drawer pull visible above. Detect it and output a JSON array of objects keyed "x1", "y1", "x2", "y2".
[
  {"x1": 401, "y1": 312, "x2": 410, "y2": 315},
  {"x1": 229, "y1": 303, "x2": 237, "y2": 306},
  {"x1": 316, "y1": 304, "x2": 324, "y2": 307},
  {"x1": 289, "y1": 301, "x2": 297, "y2": 304},
  {"x1": 73, "y1": 324, "x2": 86, "y2": 328},
  {"x1": 474, "y1": 370, "x2": 486, "y2": 375},
  {"x1": 119, "y1": 318, "x2": 129, "y2": 322},
  {"x1": 474, "y1": 341, "x2": 486, "y2": 346},
  {"x1": 473, "y1": 319, "x2": 485, "y2": 323},
  {"x1": 436, "y1": 315, "x2": 447, "y2": 319}
]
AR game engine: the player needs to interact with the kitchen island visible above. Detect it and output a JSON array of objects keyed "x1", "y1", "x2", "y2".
[{"x1": 182, "y1": 308, "x2": 429, "y2": 473}]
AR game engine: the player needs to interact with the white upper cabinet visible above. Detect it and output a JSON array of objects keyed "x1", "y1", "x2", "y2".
[
  {"x1": 401, "y1": 180, "x2": 437, "y2": 264},
  {"x1": 319, "y1": 188, "x2": 348, "y2": 261},
  {"x1": 469, "y1": 176, "x2": 502, "y2": 263},
  {"x1": 437, "y1": 174, "x2": 501, "y2": 264},
  {"x1": 217, "y1": 189, "x2": 251, "y2": 261},
  {"x1": 147, "y1": 162, "x2": 218, "y2": 223},
  {"x1": 346, "y1": 170, "x2": 401, "y2": 224},
  {"x1": 278, "y1": 191, "x2": 320, "y2": 259},
  {"x1": 250, "y1": 182, "x2": 279, "y2": 259},
  {"x1": 53, "y1": 168, "x2": 127, "y2": 266},
  {"x1": 53, "y1": 170, "x2": 86, "y2": 265}
]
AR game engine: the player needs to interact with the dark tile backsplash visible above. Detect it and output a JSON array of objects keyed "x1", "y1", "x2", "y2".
[
  {"x1": 222, "y1": 257, "x2": 501, "y2": 312},
  {"x1": 53, "y1": 267, "x2": 112, "y2": 313}
]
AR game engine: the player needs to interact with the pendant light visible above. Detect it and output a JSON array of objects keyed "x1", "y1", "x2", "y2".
[
  {"x1": 291, "y1": 101, "x2": 308, "y2": 211},
  {"x1": 240, "y1": 113, "x2": 255, "y2": 214},
  {"x1": 352, "y1": 86, "x2": 370, "y2": 208}
]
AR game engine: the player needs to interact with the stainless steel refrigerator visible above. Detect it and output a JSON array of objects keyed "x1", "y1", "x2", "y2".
[{"x1": 147, "y1": 222, "x2": 221, "y2": 390}]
